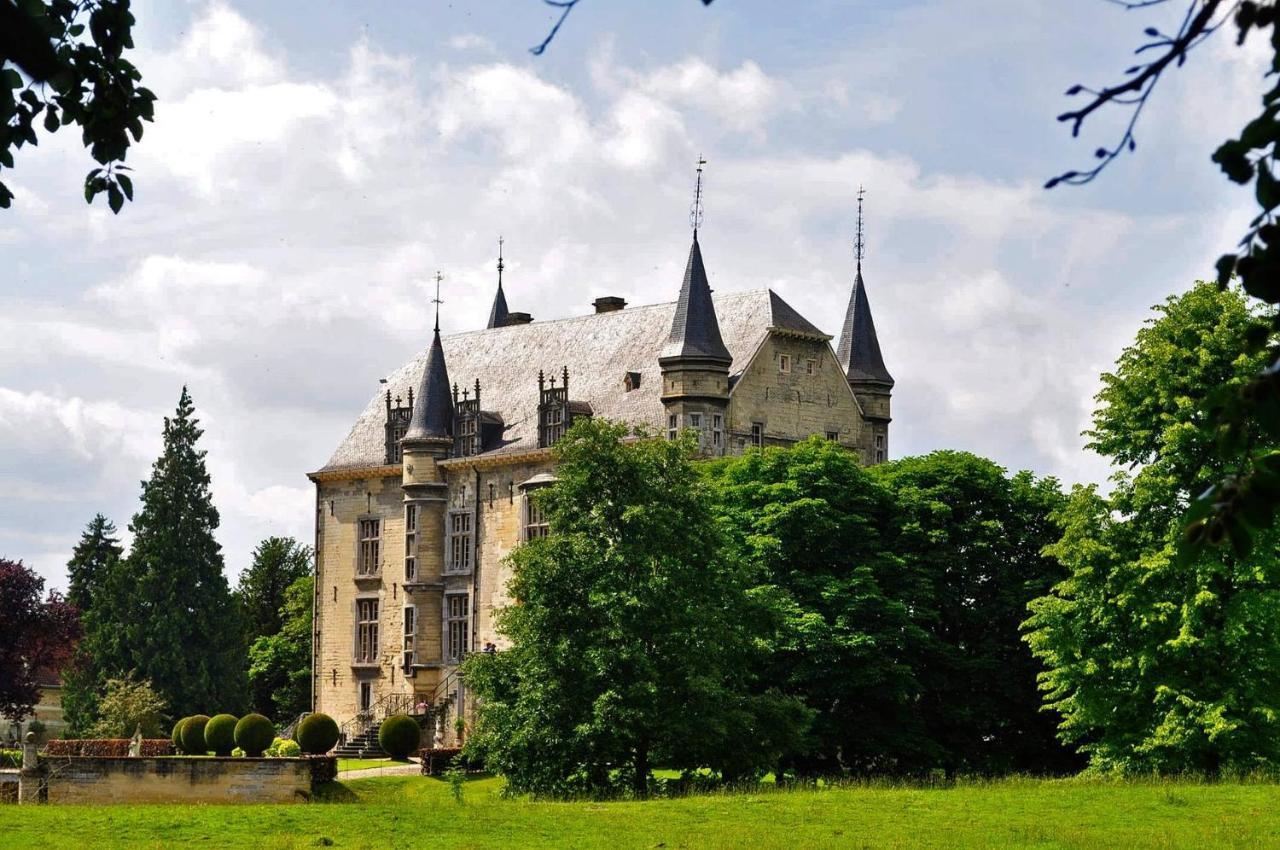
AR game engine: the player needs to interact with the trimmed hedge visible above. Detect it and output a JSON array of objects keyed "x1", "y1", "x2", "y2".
[
  {"x1": 418, "y1": 746, "x2": 480, "y2": 775},
  {"x1": 204, "y1": 714, "x2": 238, "y2": 756},
  {"x1": 180, "y1": 715, "x2": 210, "y2": 755},
  {"x1": 42, "y1": 739, "x2": 176, "y2": 757},
  {"x1": 296, "y1": 713, "x2": 339, "y2": 755},
  {"x1": 234, "y1": 713, "x2": 275, "y2": 757},
  {"x1": 171, "y1": 717, "x2": 188, "y2": 748},
  {"x1": 378, "y1": 714, "x2": 421, "y2": 760}
]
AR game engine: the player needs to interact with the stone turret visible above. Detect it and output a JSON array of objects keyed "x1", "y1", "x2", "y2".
[
  {"x1": 401, "y1": 324, "x2": 453, "y2": 676},
  {"x1": 658, "y1": 234, "x2": 731, "y2": 455},
  {"x1": 836, "y1": 262, "x2": 893, "y2": 464}
]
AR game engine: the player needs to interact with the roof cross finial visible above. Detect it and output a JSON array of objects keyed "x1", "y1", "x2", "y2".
[
  {"x1": 690, "y1": 155, "x2": 707, "y2": 236},
  {"x1": 854, "y1": 185, "x2": 866, "y2": 272},
  {"x1": 432, "y1": 270, "x2": 444, "y2": 333}
]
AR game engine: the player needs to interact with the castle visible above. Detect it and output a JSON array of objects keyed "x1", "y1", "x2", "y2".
[{"x1": 307, "y1": 209, "x2": 894, "y2": 745}]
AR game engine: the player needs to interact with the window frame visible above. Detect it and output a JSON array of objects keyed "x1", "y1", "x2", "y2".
[
  {"x1": 806, "y1": 358, "x2": 817, "y2": 375},
  {"x1": 403, "y1": 604, "x2": 416, "y2": 666},
  {"x1": 446, "y1": 510, "x2": 473, "y2": 575},
  {"x1": 712, "y1": 414, "x2": 723, "y2": 448},
  {"x1": 667, "y1": 413, "x2": 678, "y2": 441},
  {"x1": 751, "y1": 422, "x2": 764, "y2": 447},
  {"x1": 355, "y1": 597, "x2": 379, "y2": 664},
  {"x1": 357, "y1": 517, "x2": 381, "y2": 576},
  {"x1": 779, "y1": 353, "x2": 791, "y2": 373},
  {"x1": 404, "y1": 504, "x2": 417, "y2": 582},
  {"x1": 445, "y1": 593, "x2": 469, "y2": 665}
]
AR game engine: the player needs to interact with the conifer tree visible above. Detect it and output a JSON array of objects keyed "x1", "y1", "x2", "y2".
[
  {"x1": 120, "y1": 387, "x2": 247, "y2": 717},
  {"x1": 65, "y1": 514, "x2": 122, "y2": 612},
  {"x1": 60, "y1": 514, "x2": 126, "y2": 735}
]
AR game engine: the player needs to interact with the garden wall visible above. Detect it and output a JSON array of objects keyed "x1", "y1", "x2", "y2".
[{"x1": 36, "y1": 756, "x2": 326, "y2": 804}]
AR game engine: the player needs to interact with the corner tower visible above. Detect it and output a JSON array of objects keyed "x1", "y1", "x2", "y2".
[
  {"x1": 836, "y1": 189, "x2": 893, "y2": 464},
  {"x1": 659, "y1": 159, "x2": 731, "y2": 454},
  {"x1": 401, "y1": 273, "x2": 454, "y2": 678}
]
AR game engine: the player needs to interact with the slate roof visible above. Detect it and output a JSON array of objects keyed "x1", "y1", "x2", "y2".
[
  {"x1": 661, "y1": 237, "x2": 732, "y2": 363},
  {"x1": 836, "y1": 266, "x2": 894, "y2": 387},
  {"x1": 403, "y1": 327, "x2": 453, "y2": 441},
  {"x1": 486, "y1": 282, "x2": 509, "y2": 329},
  {"x1": 319, "y1": 288, "x2": 827, "y2": 471}
]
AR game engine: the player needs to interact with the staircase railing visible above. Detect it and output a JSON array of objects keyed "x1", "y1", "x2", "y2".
[
  {"x1": 336, "y1": 691, "x2": 423, "y2": 748},
  {"x1": 279, "y1": 712, "x2": 310, "y2": 741}
]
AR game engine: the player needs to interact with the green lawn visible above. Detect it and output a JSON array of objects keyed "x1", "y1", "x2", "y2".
[
  {"x1": 335, "y1": 758, "x2": 401, "y2": 773},
  {"x1": 8, "y1": 774, "x2": 1280, "y2": 849}
]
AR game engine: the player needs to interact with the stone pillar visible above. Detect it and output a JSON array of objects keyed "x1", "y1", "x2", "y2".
[{"x1": 18, "y1": 732, "x2": 45, "y2": 804}]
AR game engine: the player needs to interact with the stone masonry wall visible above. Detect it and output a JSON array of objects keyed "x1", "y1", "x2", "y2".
[
  {"x1": 727, "y1": 333, "x2": 865, "y2": 452},
  {"x1": 39, "y1": 757, "x2": 315, "y2": 804}
]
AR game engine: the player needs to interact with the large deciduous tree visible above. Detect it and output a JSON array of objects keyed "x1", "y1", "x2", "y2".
[
  {"x1": 1025, "y1": 282, "x2": 1280, "y2": 774},
  {"x1": 0, "y1": 558, "x2": 80, "y2": 722},
  {"x1": 1, "y1": 0, "x2": 155, "y2": 210},
  {"x1": 247, "y1": 575, "x2": 313, "y2": 723},
  {"x1": 705, "y1": 437, "x2": 932, "y2": 776},
  {"x1": 872, "y1": 452, "x2": 1079, "y2": 776},
  {"x1": 237, "y1": 537, "x2": 312, "y2": 715},
  {"x1": 463, "y1": 419, "x2": 809, "y2": 797}
]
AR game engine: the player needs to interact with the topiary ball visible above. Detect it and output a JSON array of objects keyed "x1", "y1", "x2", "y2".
[
  {"x1": 378, "y1": 714, "x2": 421, "y2": 760},
  {"x1": 295, "y1": 712, "x2": 339, "y2": 755},
  {"x1": 180, "y1": 714, "x2": 210, "y2": 755},
  {"x1": 233, "y1": 713, "x2": 275, "y2": 757},
  {"x1": 171, "y1": 717, "x2": 188, "y2": 748},
  {"x1": 204, "y1": 714, "x2": 238, "y2": 756}
]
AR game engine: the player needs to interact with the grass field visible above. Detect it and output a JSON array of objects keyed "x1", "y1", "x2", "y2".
[
  {"x1": 335, "y1": 758, "x2": 400, "y2": 773},
  {"x1": 7, "y1": 774, "x2": 1280, "y2": 849}
]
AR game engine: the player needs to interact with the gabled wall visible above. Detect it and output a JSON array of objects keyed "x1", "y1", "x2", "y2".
[{"x1": 726, "y1": 331, "x2": 865, "y2": 452}]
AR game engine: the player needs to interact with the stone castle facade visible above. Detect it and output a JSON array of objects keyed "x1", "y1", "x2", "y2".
[{"x1": 307, "y1": 230, "x2": 895, "y2": 740}]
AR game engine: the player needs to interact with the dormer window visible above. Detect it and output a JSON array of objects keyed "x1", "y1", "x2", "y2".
[
  {"x1": 624, "y1": 371, "x2": 642, "y2": 392},
  {"x1": 538, "y1": 367, "x2": 573, "y2": 448},
  {"x1": 453, "y1": 380, "x2": 482, "y2": 457}
]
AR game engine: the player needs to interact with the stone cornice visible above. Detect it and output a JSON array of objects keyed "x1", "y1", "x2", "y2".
[{"x1": 308, "y1": 465, "x2": 400, "y2": 483}]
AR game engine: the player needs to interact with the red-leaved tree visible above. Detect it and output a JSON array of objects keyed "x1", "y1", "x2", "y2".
[{"x1": 0, "y1": 558, "x2": 81, "y2": 721}]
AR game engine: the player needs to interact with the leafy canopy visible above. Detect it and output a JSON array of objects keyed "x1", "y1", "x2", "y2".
[
  {"x1": 464, "y1": 418, "x2": 809, "y2": 797},
  {"x1": 0, "y1": 557, "x2": 80, "y2": 721},
  {"x1": 1025, "y1": 282, "x2": 1280, "y2": 774}
]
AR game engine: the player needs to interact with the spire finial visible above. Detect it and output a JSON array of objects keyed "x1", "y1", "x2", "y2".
[
  {"x1": 690, "y1": 155, "x2": 707, "y2": 236},
  {"x1": 854, "y1": 185, "x2": 866, "y2": 272},
  {"x1": 497, "y1": 236, "x2": 505, "y2": 284},
  {"x1": 432, "y1": 270, "x2": 444, "y2": 333}
]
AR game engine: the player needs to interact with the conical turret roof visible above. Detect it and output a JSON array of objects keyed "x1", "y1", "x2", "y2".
[
  {"x1": 486, "y1": 282, "x2": 509, "y2": 329},
  {"x1": 661, "y1": 235, "x2": 731, "y2": 363},
  {"x1": 836, "y1": 265, "x2": 894, "y2": 387},
  {"x1": 403, "y1": 327, "x2": 454, "y2": 441}
]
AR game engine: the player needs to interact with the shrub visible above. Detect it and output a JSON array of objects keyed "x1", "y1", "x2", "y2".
[
  {"x1": 180, "y1": 715, "x2": 210, "y2": 755},
  {"x1": 378, "y1": 714, "x2": 421, "y2": 760},
  {"x1": 234, "y1": 713, "x2": 275, "y2": 757},
  {"x1": 171, "y1": 717, "x2": 188, "y2": 748},
  {"x1": 0, "y1": 749, "x2": 20, "y2": 767},
  {"x1": 231, "y1": 747, "x2": 245, "y2": 758},
  {"x1": 204, "y1": 714, "x2": 238, "y2": 756},
  {"x1": 296, "y1": 713, "x2": 339, "y2": 755},
  {"x1": 42, "y1": 739, "x2": 175, "y2": 757},
  {"x1": 268, "y1": 738, "x2": 301, "y2": 758}
]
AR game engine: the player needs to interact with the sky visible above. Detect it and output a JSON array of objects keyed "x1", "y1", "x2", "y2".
[{"x1": 0, "y1": 0, "x2": 1267, "y2": 591}]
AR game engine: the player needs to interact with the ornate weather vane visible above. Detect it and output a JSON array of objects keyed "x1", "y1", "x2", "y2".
[
  {"x1": 854, "y1": 185, "x2": 866, "y2": 271},
  {"x1": 690, "y1": 155, "x2": 707, "y2": 236},
  {"x1": 432, "y1": 270, "x2": 444, "y2": 332}
]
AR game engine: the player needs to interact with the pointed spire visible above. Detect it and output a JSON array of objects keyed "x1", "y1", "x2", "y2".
[
  {"x1": 837, "y1": 190, "x2": 894, "y2": 387},
  {"x1": 662, "y1": 235, "x2": 731, "y2": 363},
  {"x1": 405, "y1": 276, "x2": 454, "y2": 442},
  {"x1": 487, "y1": 237, "x2": 510, "y2": 329}
]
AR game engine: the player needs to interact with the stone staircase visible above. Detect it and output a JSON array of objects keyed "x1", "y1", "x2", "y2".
[{"x1": 332, "y1": 722, "x2": 387, "y2": 759}]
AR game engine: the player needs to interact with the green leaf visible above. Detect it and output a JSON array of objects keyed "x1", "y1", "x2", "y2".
[
  {"x1": 107, "y1": 183, "x2": 123, "y2": 214},
  {"x1": 117, "y1": 173, "x2": 132, "y2": 201}
]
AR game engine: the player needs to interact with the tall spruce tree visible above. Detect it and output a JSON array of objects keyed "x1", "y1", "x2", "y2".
[
  {"x1": 120, "y1": 387, "x2": 246, "y2": 717},
  {"x1": 60, "y1": 514, "x2": 127, "y2": 735}
]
